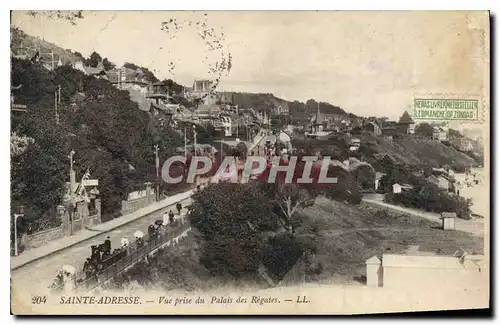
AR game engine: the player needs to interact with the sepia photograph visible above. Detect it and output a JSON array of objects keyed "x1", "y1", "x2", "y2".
[{"x1": 9, "y1": 10, "x2": 490, "y2": 315}]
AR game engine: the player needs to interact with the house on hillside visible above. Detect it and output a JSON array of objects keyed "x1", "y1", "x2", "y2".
[
  {"x1": 273, "y1": 102, "x2": 290, "y2": 116},
  {"x1": 311, "y1": 105, "x2": 325, "y2": 133},
  {"x1": 145, "y1": 82, "x2": 180, "y2": 118},
  {"x1": 349, "y1": 138, "x2": 361, "y2": 151},
  {"x1": 381, "y1": 121, "x2": 399, "y2": 137},
  {"x1": 433, "y1": 127, "x2": 447, "y2": 141},
  {"x1": 459, "y1": 138, "x2": 474, "y2": 151},
  {"x1": 217, "y1": 92, "x2": 233, "y2": 105},
  {"x1": 188, "y1": 79, "x2": 217, "y2": 105},
  {"x1": 427, "y1": 175, "x2": 452, "y2": 191},
  {"x1": 392, "y1": 183, "x2": 413, "y2": 194},
  {"x1": 74, "y1": 60, "x2": 106, "y2": 77},
  {"x1": 306, "y1": 105, "x2": 335, "y2": 139},
  {"x1": 364, "y1": 119, "x2": 383, "y2": 136},
  {"x1": 105, "y1": 66, "x2": 149, "y2": 87},
  {"x1": 194, "y1": 104, "x2": 221, "y2": 126},
  {"x1": 398, "y1": 111, "x2": 415, "y2": 134}
]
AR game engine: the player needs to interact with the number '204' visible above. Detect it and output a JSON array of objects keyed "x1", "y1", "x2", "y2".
[{"x1": 32, "y1": 296, "x2": 47, "y2": 304}]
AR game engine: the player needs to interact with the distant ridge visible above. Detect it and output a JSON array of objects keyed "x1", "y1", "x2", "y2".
[{"x1": 11, "y1": 27, "x2": 356, "y2": 121}]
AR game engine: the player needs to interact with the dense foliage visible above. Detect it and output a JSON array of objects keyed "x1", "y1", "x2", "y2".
[
  {"x1": 189, "y1": 183, "x2": 278, "y2": 277},
  {"x1": 11, "y1": 58, "x2": 183, "y2": 221},
  {"x1": 123, "y1": 62, "x2": 159, "y2": 83},
  {"x1": 384, "y1": 182, "x2": 472, "y2": 220},
  {"x1": 415, "y1": 122, "x2": 435, "y2": 138}
]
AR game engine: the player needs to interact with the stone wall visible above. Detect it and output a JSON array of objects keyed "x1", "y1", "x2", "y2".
[
  {"x1": 23, "y1": 199, "x2": 102, "y2": 251},
  {"x1": 25, "y1": 225, "x2": 64, "y2": 249},
  {"x1": 121, "y1": 183, "x2": 155, "y2": 216},
  {"x1": 121, "y1": 197, "x2": 149, "y2": 216}
]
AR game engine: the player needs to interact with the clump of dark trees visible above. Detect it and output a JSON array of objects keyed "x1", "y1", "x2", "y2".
[{"x1": 11, "y1": 57, "x2": 186, "y2": 226}]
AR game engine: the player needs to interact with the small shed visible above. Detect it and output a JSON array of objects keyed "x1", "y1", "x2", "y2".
[
  {"x1": 441, "y1": 212, "x2": 457, "y2": 231},
  {"x1": 392, "y1": 183, "x2": 402, "y2": 194},
  {"x1": 365, "y1": 255, "x2": 382, "y2": 287}
]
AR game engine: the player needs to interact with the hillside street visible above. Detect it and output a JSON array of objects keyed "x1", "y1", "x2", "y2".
[{"x1": 11, "y1": 194, "x2": 193, "y2": 295}]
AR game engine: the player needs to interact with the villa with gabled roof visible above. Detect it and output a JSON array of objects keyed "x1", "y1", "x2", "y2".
[{"x1": 398, "y1": 110, "x2": 415, "y2": 134}]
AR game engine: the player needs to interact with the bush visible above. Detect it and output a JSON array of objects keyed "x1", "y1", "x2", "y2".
[
  {"x1": 347, "y1": 187, "x2": 363, "y2": 205},
  {"x1": 384, "y1": 183, "x2": 472, "y2": 219},
  {"x1": 262, "y1": 233, "x2": 304, "y2": 281}
]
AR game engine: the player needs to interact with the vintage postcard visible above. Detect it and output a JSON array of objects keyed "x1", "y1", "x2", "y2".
[{"x1": 10, "y1": 10, "x2": 490, "y2": 315}]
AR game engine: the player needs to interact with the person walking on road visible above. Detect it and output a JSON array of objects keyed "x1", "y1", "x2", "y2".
[
  {"x1": 176, "y1": 202, "x2": 182, "y2": 215},
  {"x1": 163, "y1": 210, "x2": 169, "y2": 224},
  {"x1": 103, "y1": 236, "x2": 111, "y2": 256},
  {"x1": 168, "y1": 210, "x2": 175, "y2": 224}
]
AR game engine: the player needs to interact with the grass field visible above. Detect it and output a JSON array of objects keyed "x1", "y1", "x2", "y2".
[
  {"x1": 293, "y1": 197, "x2": 483, "y2": 285},
  {"x1": 113, "y1": 196, "x2": 483, "y2": 291}
]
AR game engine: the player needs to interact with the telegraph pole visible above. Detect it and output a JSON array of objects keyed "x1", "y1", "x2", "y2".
[
  {"x1": 154, "y1": 144, "x2": 160, "y2": 201},
  {"x1": 236, "y1": 105, "x2": 239, "y2": 138},
  {"x1": 68, "y1": 150, "x2": 75, "y2": 235},
  {"x1": 184, "y1": 127, "x2": 187, "y2": 161},
  {"x1": 13, "y1": 205, "x2": 24, "y2": 256},
  {"x1": 193, "y1": 125, "x2": 197, "y2": 157},
  {"x1": 53, "y1": 84, "x2": 61, "y2": 124},
  {"x1": 55, "y1": 87, "x2": 59, "y2": 124}
]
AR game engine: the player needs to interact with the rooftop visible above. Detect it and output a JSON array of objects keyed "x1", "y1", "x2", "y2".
[
  {"x1": 382, "y1": 253, "x2": 484, "y2": 270},
  {"x1": 399, "y1": 110, "x2": 415, "y2": 124}
]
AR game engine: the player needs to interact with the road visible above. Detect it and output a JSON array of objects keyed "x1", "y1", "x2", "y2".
[{"x1": 11, "y1": 196, "x2": 193, "y2": 295}]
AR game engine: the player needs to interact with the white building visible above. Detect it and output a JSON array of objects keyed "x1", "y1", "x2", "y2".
[
  {"x1": 433, "y1": 127, "x2": 447, "y2": 141},
  {"x1": 221, "y1": 116, "x2": 232, "y2": 137}
]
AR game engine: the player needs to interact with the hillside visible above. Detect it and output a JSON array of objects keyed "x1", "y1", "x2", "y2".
[
  {"x1": 226, "y1": 92, "x2": 354, "y2": 121},
  {"x1": 106, "y1": 197, "x2": 482, "y2": 290},
  {"x1": 10, "y1": 57, "x2": 183, "y2": 222},
  {"x1": 11, "y1": 27, "x2": 82, "y2": 65},
  {"x1": 360, "y1": 132, "x2": 476, "y2": 171},
  {"x1": 287, "y1": 197, "x2": 482, "y2": 285},
  {"x1": 11, "y1": 27, "x2": 354, "y2": 124}
]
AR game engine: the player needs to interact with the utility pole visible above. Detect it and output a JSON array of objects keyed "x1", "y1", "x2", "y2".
[
  {"x1": 68, "y1": 150, "x2": 75, "y2": 236},
  {"x1": 13, "y1": 205, "x2": 24, "y2": 256},
  {"x1": 154, "y1": 144, "x2": 160, "y2": 201},
  {"x1": 184, "y1": 127, "x2": 187, "y2": 161},
  {"x1": 53, "y1": 84, "x2": 61, "y2": 124},
  {"x1": 55, "y1": 86, "x2": 59, "y2": 124},
  {"x1": 193, "y1": 125, "x2": 197, "y2": 157}
]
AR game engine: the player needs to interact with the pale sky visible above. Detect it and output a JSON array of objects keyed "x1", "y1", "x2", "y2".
[{"x1": 11, "y1": 11, "x2": 489, "y2": 120}]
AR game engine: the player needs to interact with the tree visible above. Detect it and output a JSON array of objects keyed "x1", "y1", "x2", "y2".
[
  {"x1": 102, "y1": 58, "x2": 115, "y2": 71},
  {"x1": 448, "y1": 128, "x2": 463, "y2": 138},
  {"x1": 11, "y1": 58, "x2": 185, "y2": 221},
  {"x1": 26, "y1": 10, "x2": 84, "y2": 25},
  {"x1": 189, "y1": 183, "x2": 277, "y2": 277},
  {"x1": 384, "y1": 182, "x2": 472, "y2": 219},
  {"x1": 415, "y1": 123, "x2": 434, "y2": 138},
  {"x1": 270, "y1": 115, "x2": 281, "y2": 134},
  {"x1": 73, "y1": 51, "x2": 84, "y2": 60},
  {"x1": 255, "y1": 158, "x2": 334, "y2": 234},
  {"x1": 123, "y1": 62, "x2": 159, "y2": 83},
  {"x1": 234, "y1": 142, "x2": 248, "y2": 160},
  {"x1": 85, "y1": 51, "x2": 102, "y2": 68}
]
